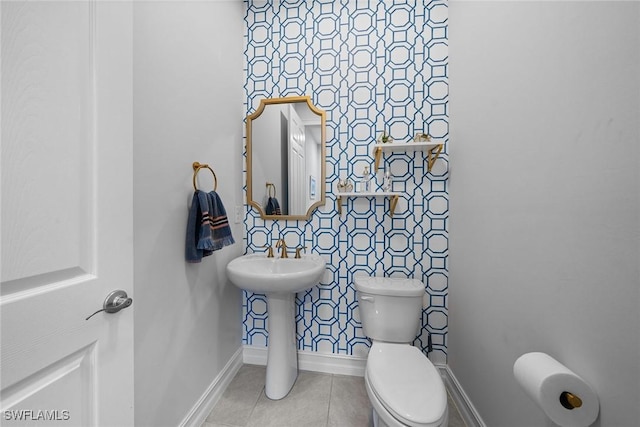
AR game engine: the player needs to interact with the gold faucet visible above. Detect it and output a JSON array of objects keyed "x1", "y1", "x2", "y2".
[
  {"x1": 263, "y1": 244, "x2": 274, "y2": 258},
  {"x1": 294, "y1": 246, "x2": 307, "y2": 258},
  {"x1": 275, "y1": 239, "x2": 288, "y2": 258}
]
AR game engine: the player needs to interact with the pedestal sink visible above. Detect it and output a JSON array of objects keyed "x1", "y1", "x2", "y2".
[{"x1": 226, "y1": 253, "x2": 326, "y2": 399}]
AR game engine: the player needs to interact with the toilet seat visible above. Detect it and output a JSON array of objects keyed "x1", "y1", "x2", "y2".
[{"x1": 366, "y1": 342, "x2": 447, "y2": 427}]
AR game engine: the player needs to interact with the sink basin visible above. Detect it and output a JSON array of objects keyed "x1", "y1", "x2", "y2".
[
  {"x1": 226, "y1": 253, "x2": 325, "y2": 294},
  {"x1": 226, "y1": 252, "x2": 326, "y2": 400}
]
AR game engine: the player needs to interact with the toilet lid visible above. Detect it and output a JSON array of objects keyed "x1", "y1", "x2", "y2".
[
  {"x1": 367, "y1": 342, "x2": 447, "y2": 427},
  {"x1": 354, "y1": 276, "x2": 424, "y2": 297}
]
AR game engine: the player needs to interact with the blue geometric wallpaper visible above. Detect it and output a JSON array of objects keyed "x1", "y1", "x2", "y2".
[{"x1": 243, "y1": 0, "x2": 449, "y2": 364}]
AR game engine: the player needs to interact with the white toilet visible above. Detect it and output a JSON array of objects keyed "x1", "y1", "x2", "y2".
[{"x1": 355, "y1": 276, "x2": 448, "y2": 427}]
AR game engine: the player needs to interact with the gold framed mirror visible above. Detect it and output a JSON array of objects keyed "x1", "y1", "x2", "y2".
[{"x1": 246, "y1": 96, "x2": 326, "y2": 220}]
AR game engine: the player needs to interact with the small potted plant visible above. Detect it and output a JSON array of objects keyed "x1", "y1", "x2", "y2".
[
  {"x1": 377, "y1": 129, "x2": 394, "y2": 144},
  {"x1": 413, "y1": 132, "x2": 431, "y2": 142}
]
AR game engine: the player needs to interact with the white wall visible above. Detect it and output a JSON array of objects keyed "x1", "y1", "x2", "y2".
[
  {"x1": 448, "y1": 2, "x2": 640, "y2": 426},
  {"x1": 133, "y1": 2, "x2": 244, "y2": 426}
]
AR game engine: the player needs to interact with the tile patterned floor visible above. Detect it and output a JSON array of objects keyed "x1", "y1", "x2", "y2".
[{"x1": 202, "y1": 364, "x2": 467, "y2": 427}]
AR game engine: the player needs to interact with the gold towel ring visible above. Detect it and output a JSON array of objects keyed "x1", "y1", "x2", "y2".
[
  {"x1": 192, "y1": 162, "x2": 218, "y2": 191},
  {"x1": 266, "y1": 182, "x2": 276, "y2": 198}
]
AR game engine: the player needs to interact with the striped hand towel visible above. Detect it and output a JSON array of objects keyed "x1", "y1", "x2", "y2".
[
  {"x1": 198, "y1": 191, "x2": 235, "y2": 251},
  {"x1": 185, "y1": 190, "x2": 235, "y2": 263}
]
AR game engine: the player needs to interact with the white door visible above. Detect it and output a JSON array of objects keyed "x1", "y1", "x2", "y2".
[
  {"x1": 287, "y1": 105, "x2": 306, "y2": 215},
  {"x1": 1, "y1": 2, "x2": 134, "y2": 426}
]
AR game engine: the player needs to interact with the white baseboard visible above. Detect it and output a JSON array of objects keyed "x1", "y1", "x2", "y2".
[
  {"x1": 179, "y1": 346, "x2": 244, "y2": 427},
  {"x1": 440, "y1": 365, "x2": 486, "y2": 427},
  {"x1": 242, "y1": 345, "x2": 367, "y2": 377}
]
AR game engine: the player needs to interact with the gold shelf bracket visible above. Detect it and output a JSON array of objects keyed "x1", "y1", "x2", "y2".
[
  {"x1": 427, "y1": 144, "x2": 444, "y2": 172},
  {"x1": 389, "y1": 195, "x2": 399, "y2": 217},
  {"x1": 373, "y1": 146, "x2": 383, "y2": 172}
]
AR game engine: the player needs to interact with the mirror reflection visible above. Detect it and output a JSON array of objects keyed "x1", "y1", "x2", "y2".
[{"x1": 247, "y1": 96, "x2": 326, "y2": 220}]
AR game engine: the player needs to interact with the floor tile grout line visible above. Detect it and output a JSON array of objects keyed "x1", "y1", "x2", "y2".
[
  {"x1": 244, "y1": 385, "x2": 265, "y2": 427},
  {"x1": 325, "y1": 374, "x2": 335, "y2": 427}
]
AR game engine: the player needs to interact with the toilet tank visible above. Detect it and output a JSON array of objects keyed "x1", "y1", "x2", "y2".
[{"x1": 354, "y1": 277, "x2": 424, "y2": 343}]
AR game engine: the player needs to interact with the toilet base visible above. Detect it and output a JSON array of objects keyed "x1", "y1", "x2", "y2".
[
  {"x1": 372, "y1": 408, "x2": 388, "y2": 427},
  {"x1": 365, "y1": 373, "x2": 408, "y2": 427},
  {"x1": 371, "y1": 404, "x2": 448, "y2": 427}
]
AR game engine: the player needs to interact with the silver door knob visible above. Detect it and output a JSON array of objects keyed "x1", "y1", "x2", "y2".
[{"x1": 86, "y1": 290, "x2": 133, "y2": 320}]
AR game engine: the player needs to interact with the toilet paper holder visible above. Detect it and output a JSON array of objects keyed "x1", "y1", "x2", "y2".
[
  {"x1": 559, "y1": 391, "x2": 583, "y2": 410},
  {"x1": 514, "y1": 352, "x2": 599, "y2": 426}
]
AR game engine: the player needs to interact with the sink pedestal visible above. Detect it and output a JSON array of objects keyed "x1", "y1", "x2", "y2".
[
  {"x1": 226, "y1": 253, "x2": 326, "y2": 400},
  {"x1": 265, "y1": 292, "x2": 298, "y2": 400}
]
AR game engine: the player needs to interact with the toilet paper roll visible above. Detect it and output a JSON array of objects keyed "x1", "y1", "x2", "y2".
[{"x1": 514, "y1": 352, "x2": 599, "y2": 427}]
